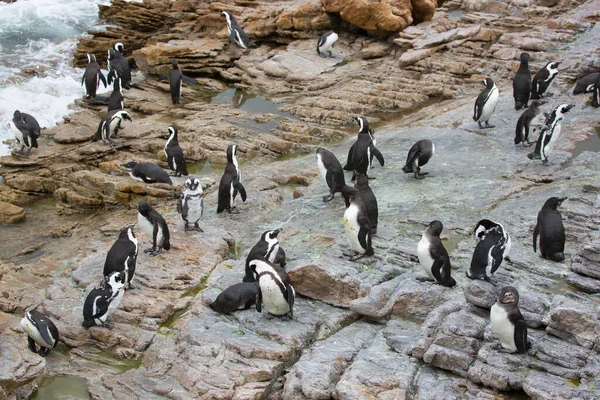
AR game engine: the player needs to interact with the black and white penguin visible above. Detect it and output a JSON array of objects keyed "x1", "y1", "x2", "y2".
[
  {"x1": 473, "y1": 219, "x2": 511, "y2": 261},
  {"x1": 514, "y1": 100, "x2": 546, "y2": 147},
  {"x1": 316, "y1": 147, "x2": 346, "y2": 202},
  {"x1": 107, "y1": 42, "x2": 131, "y2": 89},
  {"x1": 533, "y1": 197, "x2": 567, "y2": 262},
  {"x1": 91, "y1": 109, "x2": 132, "y2": 147},
  {"x1": 249, "y1": 259, "x2": 295, "y2": 318},
  {"x1": 466, "y1": 225, "x2": 505, "y2": 283},
  {"x1": 416, "y1": 220, "x2": 456, "y2": 287},
  {"x1": 121, "y1": 161, "x2": 173, "y2": 185},
  {"x1": 164, "y1": 125, "x2": 188, "y2": 177},
  {"x1": 527, "y1": 103, "x2": 575, "y2": 165},
  {"x1": 217, "y1": 144, "x2": 247, "y2": 213},
  {"x1": 343, "y1": 116, "x2": 377, "y2": 171},
  {"x1": 347, "y1": 116, "x2": 384, "y2": 181},
  {"x1": 513, "y1": 52, "x2": 531, "y2": 110},
  {"x1": 166, "y1": 58, "x2": 198, "y2": 104},
  {"x1": 572, "y1": 72, "x2": 599, "y2": 95},
  {"x1": 592, "y1": 73, "x2": 600, "y2": 109},
  {"x1": 401, "y1": 139, "x2": 435, "y2": 179},
  {"x1": 137, "y1": 200, "x2": 171, "y2": 256},
  {"x1": 244, "y1": 229, "x2": 286, "y2": 282},
  {"x1": 490, "y1": 286, "x2": 530, "y2": 353},
  {"x1": 10, "y1": 110, "x2": 40, "y2": 154},
  {"x1": 103, "y1": 225, "x2": 138, "y2": 289},
  {"x1": 177, "y1": 177, "x2": 204, "y2": 232},
  {"x1": 221, "y1": 11, "x2": 257, "y2": 54},
  {"x1": 341, "y1": 186, "x2": 373, "y2": 260},
  {"x1": 473, "y1": 77, "x2": 499, "y2": 129},
  {"x1": 531, "y1": 61, "x2": 560, "y2": 99},
  {"x1": 81, "y1": 53, "x2": 107, "y2": 99},
  {"x1": 107, "y1": 77, "x2": 124, "y2": 112},
  {"x1": 82, "y1": 271, "x2": 126, "y2": 329},
  {"x1": 20, "y1": 310, "x2": 59, "y2": 357},
  {"x1": 209, "y1": 282, "x2": 259, "y2": 314},
  {"x1": 317, "y1": 31, "x2": 339, "y2": 58},
  {"x1": 354, "y1": 173, "x2": 378, "y2": 235}
]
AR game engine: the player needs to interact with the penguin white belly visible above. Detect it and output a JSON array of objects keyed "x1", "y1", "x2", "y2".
[
  {"x1": 490, "y1": 304, "x2": 517, "y2": 352},
  {"x1": 344, "y1": 204, "x2": 364, "y2": 254},
  {"x1": 229, "y1": 182, "x2": 235, "y2": 208},
  {"x1": 316, "y1": 154, "x2": 328, "y2": 185},
  {"x1": 259, "y1": 278, "x2": 290, "y2": 315},
  {"x1": 106, "y1": 288, "x2": 124, "y2": 318},
  {"x1": 20, "y1": 318, "x2": 51, "y2": 348},
  {"x1": 486, "y1": 246, "x2": 495, "y2": 276},
  {"x1": 480, "y1": 88, "x2": 499, "y2": 122},
  {"x1": 417, "y1": 235, "x2": 435, "y2": 280},
  {"x1": 319, "y1": 33, "x2": 338, "y2": 53},
  {"x1": 267, "y1": 243, "x2": 280, "y2": 263},
  {"x1": 185, "y1": 197, "x2": 203, "y2": 223},
  {"x1": 107, "y1": 118, "x2": 120, "y2": 139},
  {"x1": 367, "y1": 146, "x2": 372, "y2": 172},
  {"x1": 92, "y1": 295, "x2": 107, "y2": 323},
  {"x1": 156, "y1": 226, "x2": 164, "y2": 247},
  {"x1": 137, "y1": 212, "x2": 155, "y2": 239},
  {"x1": 530, "y1": 112, "x2": 546, "y2": 129},
  {"x1": 543, "y1": 123, "x2": 562, "y2": 159},
  {"x1": 10, "y1": 121, "x2": 25, "y2": 146},
  {"x1": 504, "y1": 234, "x2": 512, "y2": 259}
]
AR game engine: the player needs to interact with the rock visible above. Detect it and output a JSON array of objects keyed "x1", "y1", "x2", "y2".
[
  {"x1": 398, "y1": 48, "x2": 437, "y2": 67},
  {"x1": 53, "y1": 125, "x2": 95, "y2": 144},
  {"x1": 523, "y1": 370, "x2": 600, "y2": 399},
  {"x1": 0, "y1": 202, "x2": 25, "y2": 224},
  {"x1": 464, "y1": 280, "x2": 497, "y2": 309},
  {"x1": 545, "y1": 295, "x2": 599, "y2": 349},
  {"x1": 322, "y1": 0, "x2": 414, "y2": 35}
]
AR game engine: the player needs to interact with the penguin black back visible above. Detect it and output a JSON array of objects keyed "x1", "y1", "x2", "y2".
[
  {"x1": 316, "y1": 147, "x2": 346, "y2": 202},
  {"x1": 533, "y1": 197, "x2": 566, "y2": 261},
  {"x1": 467, "y1": 226, "x2": 505, "y2": 282},
  {"x1": 108, "y1": 42, "x2": 131, "y2": 89},
  {"x1": 221, "y1": 11, "x2": 256, "y2": 53},
  {"x1": 82, "y1": 53, "x2": 107, "y2": 99},
  {"x1": 244, "y1": 229, "x2": 284, "y2": 282},
  {"x1": 341, "y1": 185, "x2": 373, "y2": 260},
  {"x1": 138, "y1": 200, "x2": 171, "y2": 255},
  {"x1": 11, "y1": 110, "x2": 40, "y2": 154},
  {"x1": 122, "y1": 161, "x2": 173, "y2": 185},
  {"x1": 354, "y1": 173, "x2": 378, "y2": 234},
  {"x1": 217, "y1": 144, "x2": 247, "y2": 213},
  {"x1": 107, "y1": 78, "x2": 124, "y2": 112},
  {"x1": 402, "y1": 139, "x2": 435, "y2": 179},
  {"x1": 531, "y1": 61, "x2": 559, "y2": 99},
  {"x1": 348, "y1": 116, "x2": 384, "y2": 181},
  {"x1": 417, "y1": 220, "x2": 456, "y2": 287},
  {"x1": 572, "y1": 72, "x2": 599, "y2": 95},
  {"x1": 513, "y1": 52, "x2": 531, "y2": 110},
  {"x1": 20, "y1": 309, "x2": 59, "y2": 357},
  {"x1": 592, "y1": 73, "x2": 600, "y2": 109},
  {"x1": 164, "y1": 126, "x2": 188, "y2": 176},
  {"x1": 515, "y1": 100, "x2": 545, "y2": 147},
  {"x1": 103, "y1": 225, "x2": 138, "y2": 288},
  {"x1": 210, "y1": 282, "x2": 259, "y2": 314},
  {"x1": 170, "y1": 58, "x2": 182, "y2": 104}
]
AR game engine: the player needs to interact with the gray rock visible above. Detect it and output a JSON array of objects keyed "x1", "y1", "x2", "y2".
[{"x1": 545, "y1": 295, "x2": 599, "y2": 349}]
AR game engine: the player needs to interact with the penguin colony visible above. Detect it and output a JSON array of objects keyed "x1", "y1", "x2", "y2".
[{"x1": 11, "y1": 8, "x2": 597, "y2": 365}]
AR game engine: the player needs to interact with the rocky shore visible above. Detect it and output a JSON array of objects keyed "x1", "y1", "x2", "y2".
[{"x1": 1, "y1": 0, "x2": 600, "y2": 399}]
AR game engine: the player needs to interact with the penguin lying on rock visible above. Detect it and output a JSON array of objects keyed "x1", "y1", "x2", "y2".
[{"x1": 21, "y1": 310, "x2": 59, "y2": 357}]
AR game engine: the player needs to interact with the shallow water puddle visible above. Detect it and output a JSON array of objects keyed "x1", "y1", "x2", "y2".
[
  {"x1": 570, "y1": 125, "x2": 600, "y2": 158},
  {"x1": 31, "y1": 375, "x2": 90, "y2": 400}
]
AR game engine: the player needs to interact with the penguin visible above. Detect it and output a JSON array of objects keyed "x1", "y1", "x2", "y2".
[
  {"x1": 473, "y1": 77, "x2": 499, "y2": 129},
  {"x1": 416, "y1": 220, "x2": 456, "y2": 287},
  {"x1": 103, "y1": 225, "x2": 138, "y2": 289},
  {"x1": 466, "y1": 225, "x2": 505, "y2": 283},
  {"x1": 164, "y1": 125, "x2": 188, "y2": 177},
  {"x1": 514, "y1": 100, "x2": 546, "y2": 147},
  {"x1": 221, "y1": 11, "x2": 257, "y2": 54},
  {"x1": 20, "y1": 310, "x2": 59, "y2": 357},
  {"x1": 82, "y1": 271, "x2": 126, "y2": 329},
  {"x1": 533, "y1": 197, "x2": 567, "y2": 262},
  {"x1": 341, "y1": 186, "x2": 373, "y2": 260},
  {"x1": 209, "y1": 282, "x2": 259, "y2": 314},
  {"x1": 513, "y1": 52, "x2": 531, "y2": 110},
  {"x1": 107, "y1": 77, "x2": 124, "y2": 112},
  {"x1": 249, "y1": 259, "x2": 295, "y2": 318},
  {"x1": 177, "y1": 177, "x2": 204, "y2": 232},
  {"x1": 91, "y1": 109, "x2": 132, "y2": 147},
  {"x1": 137, "y1": 200, "x2": 171, "y2": 256},
  {"x1": 354, "y1": 173, "x2": 378, "y2": 235},
  {"x1": 531, "y1": 61, "x2": 560, "y2": 99},
  {"x1": 166, "y1": 58, "x2": 198, "y2": 104},
  {"x1": 107, "y1": 42, "x2": 131, "y2": 89},
  {"x1": 347, "y1": 116, "x2": 384, "y2": 181},
  {"x1": 343, "y1": 116, "x2": 377, "y2": 171},
  {"x1": 317, "y1": 31, "x2": 339, "y2": 58},
  {"x1": 401, "y1": 139, "x2": 435, "y2": 179},
  {"x1": 81, "y1": 53, "x2": 107, "y2": 99},
  {"x1": 473, "y1": 219, "x2": 511, "y2": 261},
  {"x1": 10, "y1": 110, "x2": 40, "y2": 154},
  {"x1": 316, "y1": 147, "x2": 346, "y2": 202},
  {"x1": 490, "y1": 286, "x2": 530, "y2": 353},
  {"x1": 217, "y1": 144, "x2": 247, "y2": 213},
  {"x1": 572, "y1": 72, "x2": 599, "y2": 95},
  {"x1": 592, "y1": 73, "x2": 600, "y2": 109},
  {"x1": 121, "y1": 161, "x2": 173, "y2": 185},
  {"x1": 527, "y1": 103, "x2": 575, "y2": 165},
  {"x1": 244, "y1": 229, "x2": 286, "y2": 282}
]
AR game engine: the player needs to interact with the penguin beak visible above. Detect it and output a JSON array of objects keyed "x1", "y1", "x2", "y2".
[
  {"x1": 558, "y1": 197, "x2": 567, "y2": 205},
  {"x1": 565, "y1": 104, "x2": 575, "y2": 112},
  {"x1": 500, "y1": 291, "x2": 515, "y2": 303}
]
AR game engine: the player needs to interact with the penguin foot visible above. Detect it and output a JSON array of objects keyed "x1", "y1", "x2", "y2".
[
  {"x1": 542, "y1": 160, "x2": 549, "y2": 166},
  {"x1": 27, "y1": 337, "x2": 38, "y2": 354},
  {"x1": 144, "y1": 247, "x2": 162, "y2": 256},
  {"x1": 484, "y1": 122, "x2": 495, "y2": 129},
  {"x1": 349, "y1": 254, "x2": 366, "y2": 261},
  {"x1": 37, "y1": 347, "x2": 52, "y2": 357},
  {"x1": 322, "y1": 193, "x2": 335, "y2": 202},
  {"x1": 109, "y1": 141, "x2": 118, "y2": 148},
  {"x1": 228, "y1": 207, "x2": 240, "y2": 214},
  {"x1": 191, "y1": 224, "x2": 204, "y2": 233},
  {"x1": 103, "y1": 320, "x2": 115, "y2": 330},
  {"x1": 415, "y1": 173, "x2": 426, "y2": 179},
  {"x1": 523, "y1": 141, "x2": 534, "y2": 147},
  {"x1": 367, "y1": 175, "x2": 376, "y2": 180},
  {"x1": 416, "y1": 277, "x2": 434, "y2": 282}
]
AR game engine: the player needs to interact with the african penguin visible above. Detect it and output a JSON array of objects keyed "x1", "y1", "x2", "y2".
[
  {"x1": 347, "y1": 116, "x2": 384, "y2": 181},
  {"x1": 107, "y1": 42, "x2": 131, "y2": 89},
  {"x1": 10, "y1": 110, "x2": 40, "y2": 154},
  {"x1": 107, "y1": 77, "x2": 124, "y2": 112},
  {"x1": 572, "y1": 72, "x2": 599, "y2": 95},
  {"x1": 466, "y1": 225, "x2": 505, "y2": 283},
  {"x1": 416, "y1": 220, "x2": 456, "y2": 287},
  {"x1": 20, "y1": 310, "x2": 59, "y2": 357},
  {"x1": 402, "y1": 139, "x2": 435, "y2": 179},
  {"x1": 103, "y1": 225, "x2": 138, "y2": 289},
  {"x1": 249, "y1": 259, "x2": 295, "y2": 318},
  {"x1": 341, "y1": 185, "x2": 373, "y2": 260},
  {"x1": 473, "y1": 219, "x2": 511, "y2": 262},
  {"x1": 343, "y1": 116, "x2": 377, "y2": 171},
  {"x1": 354, "y1": 173, "x2": 378, "y2": 235},
  {"x1": 217, "y1": 144, "x2": 247, "y2": 214},
  {"x1": 531, "y1": 61, "x2": 560, "y2": 99},
  {"x1": 138, "y1": 200, "x2": 171, "y2": 256},
  {"x1": 533, "y1": 197, "x2": 567, "y2": 262},
  {"x1": 317, "y1": 31, "x2": 338, "y2": 58},
  {"x1": 244, "y1": 229, "x2": 286, "y2": 282},
  {"x1": 209, "y1": 282, "x2": 259, "y2": 314},
  {"x1": 473, "y1": 77, "x2": 499, "y2": 129},
  {"x1": 121, "y1": 161, "x2": 173, "y2": 185},
  {"x1": 81, "y1": 53, "x2": 107, "y2": 99},
  {"x1": 592, "y1": 73, "x2": 600, "y2": 108},
  {"x1": 490, "y1": 286, "x2": 530, "y2": 353},
  {"x1": 221, "y1": 11, "x2": 257, "y2": 54},
  {"x1": 514, "y1": 100, "x2": 546, "y2": 147},
  {"x1": 82, "y1": 271, "x2": 126, "y2": 329},
  {"x1": 177, "y1": 177, "x2": 204, "y2": 232},
  {"x1": 167, "y1": 58, "x2": 198, "y2": 104},
  {"x1": 527, "y1": 103, "x2": 575, "y2": 165},
  {"x1": 316, "y1": 147, "x2": 346, "y2": 202},
  {"x1": 91, "y1": 110, "x2": 132, "y2": 147},
  {"x1": 164, "y1": 125, "x2": 188, "y2": 177},
  {"x1": 513, "y1": 52, "x2": 531, "y2": 110}
]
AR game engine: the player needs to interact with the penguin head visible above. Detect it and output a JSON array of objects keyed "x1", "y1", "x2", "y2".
[
  {"x1": 262, "y1": 229, "x2": 281, "y2": 243},
  {"x1": 117, "y1": 110, "x2": 132, "y2": 122},
  {"x1": 341, "y1": 185, "x2": 359, "y2": 207},
  {"x1": 556, "y1": 103, "x2": 575, "y2": 116},
  {"x1": 473, "y1": 219, "x2": 498, "y2": 240},
  {"x1": 114, "y1": 42, "x2": 125, "y2": 53},
  {"x1": 426, "y1": 220, "x2": 443, "y2": 237},
  {"x1": 106, "y1": 270, "x2": 126, "y2": 290},
  {"x1": 498, "y1": 286, "x2": 519, "y2": 305},
  {"x1": 121, "y1": 161, "x2": 138, "y2": 170},
  {"x1": 13, "y1": 110, "x2": 22, "y2": 120},
  {"x1": 482, "y1": 78, "x2": 495, "y2": 89},
  {"x1": 138, "y1": 199, "x2": 151, "y2": 217},
  {"x1": 221, "y1": 11, "x2": 232, "y2": 25},
  {"x1": 543, "y1": 197, "x2": 567, "y2": 210},
  {"x1": 352, "y1": 116, "x2": 369, "y2": 134},
  {"x1": 86, "y1": 53, "x2": 96, "y2": 64},
  {"x1": 184, "y1": 177, "x2": 202, "y2": 192},
  {"x1": 119, "y1": 225, "x2": 136, "y2": 239},
  {"x1": 108, "y1": 48, "x2": 116, "y2": 60},
  {"x1": 227, "y1": 144, "x2": 237, "y2": 162},
  {"x1": 354, "y1": 173, "x2": 369, "y2": 188},
  {"x1": 171, "y1": 58, "x2": 179, "y2": 69},
  {"x1": 168, "y1": 125, "x2": 178, "y2": 137},
  {"x1": 529, "y1": 100, "x2": 546, "y2": 109},
  {"x1": 520, "y1": 52, "x2": 530, "y2": 63},
  {"x1": 548, "y1": 61, "x2": 560, "y2": 70}
]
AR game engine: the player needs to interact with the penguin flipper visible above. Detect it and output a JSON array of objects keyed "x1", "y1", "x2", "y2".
[
  {"x1": 255, "y1": 289, "x2": 262, "y2": 313},
  {"x1": 107, "y1": 69, "x2": 115, "y2": 85},
  {"x1": 343, "y1": 143, "x2": 355, "y2": 171},
  {"x1": 490, "y1": 244, "x2": 504, "y2": 274},
  {"x1": 92, "y1": 121, "x2": 103, "y2": 142},
  {"x1": 286, "y1": 285, "x2": 295, "y2": 317},
  {"x1": 81, "y1": 70, "x2": 86, "y2": 86},
  {"x1": 182, "y1": 75, "x2": 198, "y2": 86},
  {"x1": 430, "y1": 257, "x2": 446, "y2": 284},
  {"x1": 514, "y1": 319, "x2": 529, "y2": 353},
  {"x1": 371, "y1": 146, "x2": 384, "y2": 167},
  {"x1": 177, "y1": 195, "x2": 185, "y2": 217},
  {"x1": 99, "y1": 71, "x2": 107, "y2": 88},
  {"x1": 404, "y1": 148, "x2": 421, "y2": 173},
  {"x1": 234, "y1": 181, "x2": 247, "y2": 202},
  {"x1": 533, "y1": 223, "x2": 539, "y2": 253}
]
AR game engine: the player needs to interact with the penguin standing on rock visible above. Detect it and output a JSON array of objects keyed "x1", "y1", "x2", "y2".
[
  {"x1": 103, "y1": 226, "x2": 138, "y2": 289},
  {"x1": 317, "y1": 31, "x2": 338, "y2": 58},
  {"x1": 341, "y1": 186, "x2": 373, "y2": 260},
  {"x1": 21, "y1": 310, "x2": 59, "y2": 357},
  {"x1": 221, "y1": 11, "x2": 257, "y2": 54},
  {"x1": 107, "y1": 78, "x2": 124, "y2": 112},
  {"x1": 473, "y1": 219, "x2": 511, "y2": 261},
  {"x1": 92, "y1": 110, "x2": 132, "y2": 147},
  {"x1": 531, "y1": 61, "x2": 560, "y2": 99},
  {"x1": 209, "y1": 282, "x2": 259, "y2": 314},
  {"x1": 466, "y1": 225, "x2": 505, "y2": 283},
  {"x1": 343, "y1": 116, "x2": 376, "y2": 172},
  {"x1": 11, "y1": 110, "x2": 40, "y2": 154},
  {"x1": 515, "y1": 100, "x2": 546, "y2": 147},
  {"x1": 178, "y1": 177, "x2": 204, "y2": 232},
  {"x1": 249, "y1": 259, "x2": 295, "y2": 319},
  {"x1": 107, "y1": 42, "x2": 131, "y2": 89},
  {"x1": 81, "y1": 53, "x2": 106, "y2": 99},
  {"x1": 244, "y1": 229, "x2": 286, "y2": 282},
  {"x1": 513, "y1": 52, "x2": 531, "y2": 110},
  {"x1": 164, "y1": 125, "x2": 188, "y2": 177},
  {"x1": 354, "y1": 173, "x2": 378, "y2": 234},
  {"x1": 490, "y1": 286, "x2": 530, "y2": 353},
  {"x1": 533, "y1": 197, "x2": 567, "y2": 262},
  {"x1": 82, "y1": 271, "x2": 126, "y2": 329},
  {"x1": 217, "y1": 144, "x2": 247, "y2": 214},
  {"x1": 592, "y1": 73, "x2": 600, "y2": 108},
  {"x1": 402, "y1": 139, "x2": 435, "y2": 179},
  {"x1": 316, "y1": 147, "x2": 346, "y2": 202},
  {"x1": 473, "y1": 78, "x2": 499, "y2": 129},
  {"x1": 121, "y1": 161, "x2": 172, "y2": 185},
  {"x1": 138, "y1": 200, "x2": 170, "y2": 256},
  {"x1": 417, "y1": 220, "x2": 456, "y2": 287},
  {"x1": 572, "y1": 72, "x2": 599, "y2": 95},
  {"x1": 165, "y1": 58, "x2": 198, "y2": 105},
  {"x1": 527, "y1": 103, "x2": 575, "y2": 165},
  {"x1": 347, "y1": 116, "x2": 384, "y2": 181}
]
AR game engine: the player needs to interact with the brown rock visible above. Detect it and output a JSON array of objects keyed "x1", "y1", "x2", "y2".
[
  {"x1": 0, "y1": 202, "x2": 25, "y2": 224},
  {"x1": 323, "y1": 0, "x2": 413, "y2": 35}
]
